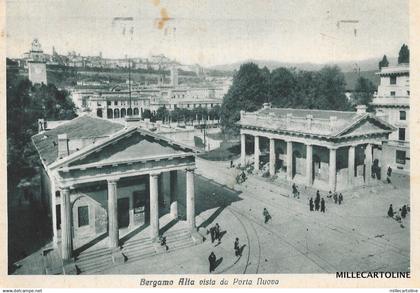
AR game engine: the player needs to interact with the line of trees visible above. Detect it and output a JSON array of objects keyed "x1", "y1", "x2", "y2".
[{"x1": 7, "y1": 63, "x2": 77, "y2": 191}]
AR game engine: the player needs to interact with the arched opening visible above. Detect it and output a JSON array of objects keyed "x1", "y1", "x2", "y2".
[
  {"x1": 127, "y1": 108, "x2": 133, "y2": 116},
  {"x1": 121, "y1": 108, "x2": 127, "y2": 118},
  {"x1": 133, "y1": 108, "x2": 139, "y2": 116},
  {"x1": 107, "y1": 109, "x2": 113, "y2": 119},
  {"x1": 114, "y1": 108, "x2": 120, "y2": 118},
  {"x1": 96, "y1": 109, "x2": 103, "y2": 118}
]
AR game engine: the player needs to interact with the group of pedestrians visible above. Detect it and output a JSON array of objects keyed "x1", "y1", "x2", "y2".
[
  {"x1": 208, "y1": 223, "x2": 244, "y2": 273},
  {"x1": 387, "y1": 204, "x2": 409, "y2": 219},
  {"x1": 332, "y1": 191, "x2": 344, "y2": 205},
  {"x1": 309, "y1": 190, "x2": 326, "y2": 213}
]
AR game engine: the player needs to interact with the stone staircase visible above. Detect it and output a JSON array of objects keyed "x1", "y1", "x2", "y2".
[
  {"x1": 74, "y1": 247, "x2": 113, "y2": 274},
  {"x1": 122, "y1": 228, "x2": 195, "y2": 264}
]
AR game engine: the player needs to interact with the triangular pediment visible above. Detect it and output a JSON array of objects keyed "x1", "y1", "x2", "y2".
[
  {"x1": 337, "y1": 116, "x2": 395, "y2": 137},
  {"x1": 49, "y1": 127, "x2": 196, "y2": 170}
]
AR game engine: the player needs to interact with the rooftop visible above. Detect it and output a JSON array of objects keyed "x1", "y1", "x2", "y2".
[
  {"x1": 376, "y1": 64, "x2": 409, "y2": 76},
  {"x1": 32, "y1": 115, "x2": 124, "y2": 166}
]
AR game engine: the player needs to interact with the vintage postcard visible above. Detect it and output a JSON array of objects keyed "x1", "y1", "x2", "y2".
[{"x1": 1, "y1": 0, "x2": 419, "y2": 290}]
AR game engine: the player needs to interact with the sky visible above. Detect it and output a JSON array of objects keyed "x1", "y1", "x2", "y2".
[{"x1": 6, "y1": 0, "x2": 409, "y2": 67}]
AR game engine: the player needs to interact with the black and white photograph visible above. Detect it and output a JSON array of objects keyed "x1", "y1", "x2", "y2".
[{"x1": 3, "y1": 0, "x2": 418, "y2": 288}]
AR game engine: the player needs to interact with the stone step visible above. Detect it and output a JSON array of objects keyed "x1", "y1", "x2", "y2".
[
  {"x1": 75, "y1": 248, "x2": 112, "y2": 263},
  {"x1": 75, "y1": 255, "x2": 113, "y2": 274}
]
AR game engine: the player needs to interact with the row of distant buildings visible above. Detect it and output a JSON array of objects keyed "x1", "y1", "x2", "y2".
[{"x1": 16, "y1": 39, "x2": 204, "y2": 75}]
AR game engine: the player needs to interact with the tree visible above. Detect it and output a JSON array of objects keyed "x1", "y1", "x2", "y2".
[
  {"x1": 142, "y1": 109, "x2": 152, "y2": 119},
  {"x1": 350, "y1": 77, "x2": 376, "y2": 111},
  {"x1": 155, "y1": 106, "x2": 169, "y2": 121},
  {"x1": 379, "y1": 55, "x2": 389, "y2": 69},
  {"x1": 7, "y1": 69, "x2": 77, "y2": 191},
  {"x1": 315, "y1": 66, "x2": 350, "y2": 110},
  {"x1": 270, "y1": 67, "x2": 297, "y2": 107},
  {"x1": 220, "y1": 63, "x2": 270, "y2": 134},
  {"x1": 398, "y1": 44, "x2": 409, "y2": 64}
]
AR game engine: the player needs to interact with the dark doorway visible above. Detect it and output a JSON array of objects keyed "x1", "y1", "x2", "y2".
[
  {"x1": 118, "y1": 198, "x2": 130, "y2": 228},
  {"x1": 96, "y1": 109, "x2": 103, "y2": 118},
  {"x1": 56, "y1": 204, "x2": 61, "y2": 230},
  {"x1": 313, "y1": 155, "x2": 321, "y2": 180}
]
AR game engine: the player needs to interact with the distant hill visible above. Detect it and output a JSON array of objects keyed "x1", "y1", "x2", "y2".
[{"x1": 209, "y1": 57, "x2": 397, "y2": 73}]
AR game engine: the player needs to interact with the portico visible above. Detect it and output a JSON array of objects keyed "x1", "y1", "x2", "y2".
[{"x1": 239, "y1": 104, "x2": 395, "y2": 191}]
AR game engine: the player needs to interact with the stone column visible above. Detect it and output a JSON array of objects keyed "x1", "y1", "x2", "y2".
[
  {"x1": 240, "y1": 133, "x2": 246, "y2": 167},
  {"x1": 269, "y1": 138, "x2": 276, "y2": 176},
  {"x1": 149, "y1": 173, "x2": 160, "y2": 242},
  {"x1": 286, "y1": 140, "x2": 293, "y2": 180},
  {"x1": 60, "y1": 187, "x2": 72, "y2": 260},
  {"x1": 306, "y1": 144, "x2": 313, "y2": 186},
  {"x1": 329, "y1": 148, "x2": 337, "y2": 191},
  {"x1": 51, "y1": 181, "x2": 58, "y2": 246},
  {"x1": 186, "y1": 168, "x2": 196, "y2": 231},
  {"x1": 365, "y1": 144, "x2": 373, "y2": 184},
  {"x1": 348, "y1": 145, "x2": 355, "y2": 186},
  {"x1": 107, "y1": 179, "x2": 119, "y2": 248},
  {"x1": 254, "y1": 136, "x2": 260, "y2": 171},
  {"x1": 169, "y1": 170, "x2": 178, "y2": 219}
]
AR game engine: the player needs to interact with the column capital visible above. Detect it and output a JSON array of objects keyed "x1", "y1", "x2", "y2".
[
  {"x1": 329, "y1": 146, "x2": 339, "y2": 151},
  {"x1": 149, "y1": 171, "x2": 161, "y2": 177},
  {"x1": 185, "y1": 167, "x2": 196, "y2": 173},
  {"x1": 306, "y1": 143, "x2": 313, "y2": 147},
  {"x1": 107, "y1": 178, "x2": 119, "y2": 184}
]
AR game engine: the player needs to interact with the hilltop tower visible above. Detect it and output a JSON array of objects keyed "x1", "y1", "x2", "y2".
[{"x1": 27, "y1": 39, "x2": 47, "y2": 85}]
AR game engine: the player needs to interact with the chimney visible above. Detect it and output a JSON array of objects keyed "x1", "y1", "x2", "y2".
[
  {"x1": 38, "y1": 118, "x2": 45, "y2": 133},
  {"x1": 57, "y1": 133, "x2": 69, "y2": 158},
  {"x1": 356, "y1": 105, "x2": 367, "y2": 114},
  {"x1": 329, "y1": 116, "x2": 337, "y2": 131},
  {"x1": 263, "y1": 102, "x2": 272, "y2": 109}
]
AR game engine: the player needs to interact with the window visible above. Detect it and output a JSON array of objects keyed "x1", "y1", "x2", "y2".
[
  {"x1": 390, "y1": 76, "x2": 397, "y2": 85},
  {"x1": 407, "y1": 90, "x2": 410, "y2": 96},
  {"x1": 398, "y1": 128, "x2": 406, "y2": 141},
  {"x1": 78, "y1": 206, "x2": 89, "y2": 227},
  {"x1": 396, "y1": 150, "x2": 406, "y2": 165},
  {"x1": 400, "y1": 111, "x2": 406, "y2": 121},
  {"x1": 390, "y1": 91, "x2": 396, "y2": 96},
  {"x1": 114, "y1": 101, "x2": 118, "y2": 106},
  {"x1": 107, "y1": 101, "x2": 111, "y2": 106}
]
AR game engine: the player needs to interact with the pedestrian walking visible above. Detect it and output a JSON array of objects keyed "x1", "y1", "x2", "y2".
[
  {"x1": 388, "y1": 204, "x2": 394, "y2": 218},
  {"x1": 263, "y1": 208, "x2": 272, "y2": 223},
  {"x1": 215, "y1": 223, "x2": 221, "y2": 244},
  {"x1": 320, "y1": 198, "x2": 326, "y2": 213},
  {"x1": 401, "y1": 205, "x2": 407, "y2": 219},
  {"x1": 230, "y1": 160, "x2": 234, "y2": 168},
  {"x1": 292, "y1": 183, "x2": 299, "y2": 198},
  {"x1": 309, "y1": 198, "x2": 314, "y2": 211},
  {"x1": 338, "y1": 193, "x2": 342, "y2": 204},
  {"x1": 208, "y1": 252, "x2": 216, "y2": 273},
  {"x1": 333, "y1": 192, "x2": 338, "y2": 204},
  {"x1": 327, "y1": 190, "x2": 332, "y2": 199},
  {"x1": 234, "y1": 238, "x2": 240, "y2": 257}
]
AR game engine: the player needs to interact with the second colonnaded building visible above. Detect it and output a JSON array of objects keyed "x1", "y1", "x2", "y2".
[{"x1": 238, "y1": 103, "x2": 396, "y2": 192}]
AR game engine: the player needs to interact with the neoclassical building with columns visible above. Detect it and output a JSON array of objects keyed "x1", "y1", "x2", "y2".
[
  {"x1": 238, "y1": 104, "x2": 395, "y2": 191},
  {"x1": 32, "y1": 115, "x2": 200, "y2": 267}
]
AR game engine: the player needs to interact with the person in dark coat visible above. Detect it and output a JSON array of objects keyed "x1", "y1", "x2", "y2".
[
  {"x1": 333, "y1": 192, "x2": 338, "y2": 204},
  {"x1": 388, "y1": 204, "x2": 394, "y2": 218},
  {"x1": 320, "y1": 198, "x2": 326, "y2": 213},
  {"x1": 209, "y1": 226, "x2": 216, "y2": 243},
  {"x1": 315, "y1": 192, "x2": 320, "y2": 211},
  {"x1": 215, "y1": 223, "x2": 221, "y2": 244},
  {"x1": 401, "y1": 205, "x2": 407, "y2": 219},
  {"x1": 263, "y1": 208, "x2": 272, "y2": 223},
  {"x1": 234, "y1": 238, "x2": 240, "y2": 257},
  {"x1": 338, "y1": 193, "x2": 343, "y2": 205},
  {"x1": 309, "y1": 198, "x2": 314, "y2": 211},
  {"x1": 208, "y1": 252, "x2": 216, "y2": 273}
]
